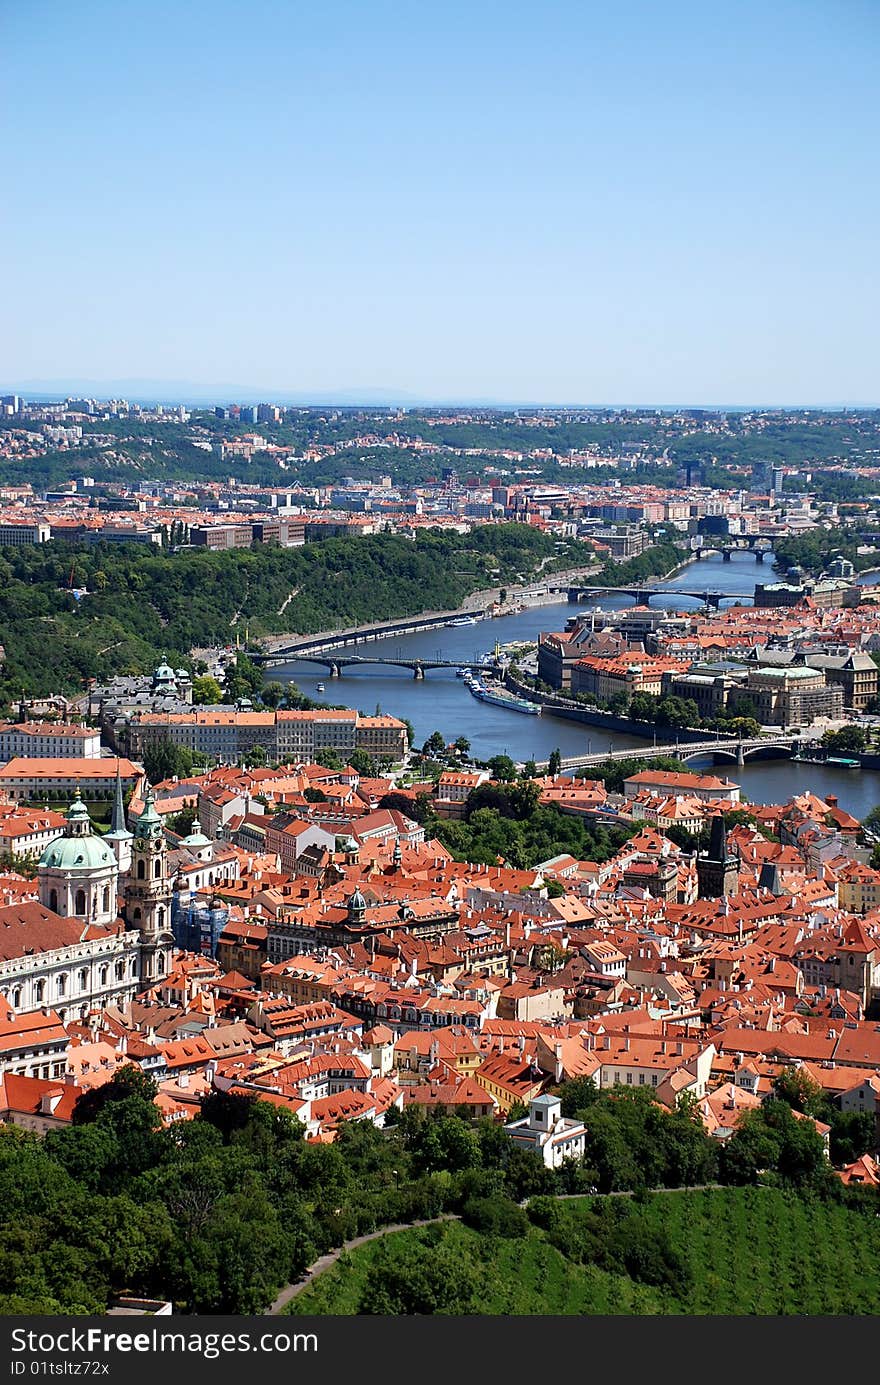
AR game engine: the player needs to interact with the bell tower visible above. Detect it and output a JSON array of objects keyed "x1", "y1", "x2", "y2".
[
  {"x1": 124, "y1": 788, "x2": 174, "y2": 982},
  {"x1": 697, "y1": 813, "x2": 739, "y2": 899}
]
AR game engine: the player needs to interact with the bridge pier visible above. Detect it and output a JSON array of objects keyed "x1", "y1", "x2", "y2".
[
  {"x1": 737, "y1": 740, "x2": 744, "y2": 767},
  {"x1": 329, "y1": 663, "x2": 340, "y2": 679},
  {"x1": 722, "y1": 550, "x2": 732, "y2": 561},
  {"x1": 413, "y1": 664, "x2": 425, "y2": 680},
  {"x1": 755, "y1": 550, "x2": 765, "y2": 562}
]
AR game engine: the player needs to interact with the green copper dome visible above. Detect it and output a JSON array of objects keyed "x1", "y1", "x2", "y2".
[
  {"x1": 38, "y1": 792, "x2": 116, "y2": 871},
  {"x1": 40, "y1": 835, "x2": 116, "y2": 871},
  {"x1": 181, "y1": 818, "x2": 211, "y2": 849}
]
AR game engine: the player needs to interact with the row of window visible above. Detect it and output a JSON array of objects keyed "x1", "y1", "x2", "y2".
[{"x1": 4, "y1": 956, "x2": 137, "y2": 1007}]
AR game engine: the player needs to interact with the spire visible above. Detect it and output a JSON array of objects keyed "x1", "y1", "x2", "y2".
[
  {"x1": 111, "y1": 760, "x2": 126, "y2": 834},
  {"x1": 708, "y1": 812, "x2": 729, "y2": 863}
]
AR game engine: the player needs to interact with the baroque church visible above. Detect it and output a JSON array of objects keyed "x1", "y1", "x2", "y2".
[{"x1": 0, "y1": 772, "x2": 175, "y2": 1023}]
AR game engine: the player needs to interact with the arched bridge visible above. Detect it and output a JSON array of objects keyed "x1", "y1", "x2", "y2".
[
  {"x1": 695, "y1": 539, "x2": 772, "y2": 562},
  {"x1": 264, "y1": 654, "x2": 503, "y2": 681},
  {"x1": 567, "y1": 586, "x2": 752, "y2": 608},
  {"x1": 545, "y1": 735, "x2": 799, "y2": 772}
]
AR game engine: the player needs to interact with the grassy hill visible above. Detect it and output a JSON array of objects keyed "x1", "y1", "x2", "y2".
[{"x1": 286, "y1": 1188, "x2": 880, "y2": 1316}]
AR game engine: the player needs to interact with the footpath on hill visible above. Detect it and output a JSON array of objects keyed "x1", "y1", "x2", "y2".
[{"x1": 265, "y1": 1184, "x2": 725, "y2": 1315}]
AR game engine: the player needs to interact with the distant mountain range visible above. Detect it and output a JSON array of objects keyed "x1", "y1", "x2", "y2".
[{"x1": 2, "y1": 378, "x2": 878, "y2": 410}]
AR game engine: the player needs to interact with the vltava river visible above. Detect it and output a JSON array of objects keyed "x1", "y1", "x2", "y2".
[{"x1": 272, "y1": 551, "x2": 880, "y2": 816}]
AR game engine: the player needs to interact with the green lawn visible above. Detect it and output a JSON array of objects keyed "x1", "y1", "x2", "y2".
[{"x1": 286, "y1": 1188, "x2": 880, "y2": 1316}]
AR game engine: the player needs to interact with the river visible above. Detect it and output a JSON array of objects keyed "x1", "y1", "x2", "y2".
[{"x1": 272, "y1": 551, "x2": 880, "y2": 817}]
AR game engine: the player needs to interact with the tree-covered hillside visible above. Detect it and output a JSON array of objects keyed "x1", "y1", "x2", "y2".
[{"x1": 0, "y1": 525, "x2": 588, "y2": 699}]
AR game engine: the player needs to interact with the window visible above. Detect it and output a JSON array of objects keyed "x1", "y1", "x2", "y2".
[
  {"x1": 102, "y1": 886, "x2": 110, "y2": 914},
  {"x1": 78, "y1": 968, "x2": 88, "y2": 990},
  {"x1": 34, "y1": 980, "x2": 45, "y2": 1002},
  {"x1": 49, "y1": 888, "x2": 58, "y2": 913},
  {"x1": 137, "y1": 859, "x2": 145, "y2": 879},
  {"x1": 99, "y1": 966, "x2": 108, "y2": 986},
  {"x1": 12, "y1": 988, "x2": 21, "y2": 1010},
  {"x1": 154, "y1": 859, "x2": 161, "y2": 879},
  {"x1": 57, "y1": 974, "x2": 67, "y2": 997},
  {"x1": 74, "y1": 889, "x2": 86, "y2": 915}
]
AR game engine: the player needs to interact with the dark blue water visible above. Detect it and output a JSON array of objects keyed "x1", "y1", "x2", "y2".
[{"x1": 272, "y1": 551, "x2": 880, "y2": 816}]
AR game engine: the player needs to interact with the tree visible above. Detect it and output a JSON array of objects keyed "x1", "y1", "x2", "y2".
[
  {"x1": 71, "y1": 1065, "x2": 159, "y2": 1126},
  {"x1": 556, "y1": 1075, "x2": 599, "y2": 1118},
  {"x1": 143, "y1": 738, "x2": 192, "y2": 785},
  {"x1": 487, "y1": 753, "x2": 517, "y2": 782},
  {"x1": 315, "y1": 748, "x2": 345, "y2": 770},
  {"x1": 460, "y1": 1196, "x2": 528, "y2": 1238},
  {"x1": 191, "y1": 675, "x2": 223, "y2": 705},
  {"x1": 521, "y1": 759, "x2": 538, "y2": 780},
  {"x1": 828, "y1": 1110, "x2": 875, "y2": 1166},
  {"x1": 168, "y1": 806, "x2": 197, "y2": 837},
  {"x1": 422, "y1": 730, "x2": 447, "y2": 758},
  {"x1": 607, "y1": 692, "x2": 631, "y2": 715},
  {"x1": 727, "y1": 695, "x2": 760, "y2": 722},
  {"x1": 453, "y1": 735, "x2": 471, "y2": 757},
  {"x1": 721, "y1": 1101, "x2": 828, "y2": 1188},
  {"x1": 548, "y1": 748, "x2": 562, "y2": 776},
  {"x1": 653, "y1": 695, "x2": 700, "y2": 729},
  {"x1": 773, "y1": 1069, "x2": 825, "y2": 1118},
  {"x1": 260, "y1": 680, "x2": 285, "y2": 709},
  {"x1": 350, "y1": 749, "x2": 377, "y2": 777},
  {"x1": 629, "y1": 693, "x2": 657, "y2": 723},
  {"x1": 243, "y1": 744, "x2": 269, "y2": 768},
  {"x1": 358, "y1": 1239, "x2": 483, "y2": 1315},
  {"x1": 822, "y1": 726, "x2": 867, "y2": 754}
]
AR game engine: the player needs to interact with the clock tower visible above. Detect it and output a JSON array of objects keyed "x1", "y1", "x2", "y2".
[{"x1": 123, "y1": 787, "x2": 174, "y2": 983}]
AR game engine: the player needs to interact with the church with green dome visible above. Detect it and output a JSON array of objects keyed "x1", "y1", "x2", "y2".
[{"x1": 39, "y1": 792, "x2": 119, "y2": 927}]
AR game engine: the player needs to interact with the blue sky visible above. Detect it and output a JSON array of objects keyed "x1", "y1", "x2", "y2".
[{"x1": 2, "y1": 0, "x2": 878, "y2": 404}]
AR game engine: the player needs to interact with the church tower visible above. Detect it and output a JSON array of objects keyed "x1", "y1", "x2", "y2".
[
  {"x1": 123, "y1": 788, "x2": 174, "y2": 982},
  {"x1": 105, "y1": 761, "x2": 134, "y2": 874},
  {"x1": 697, "y1": 813, "x2": 739, "y2": 899}
]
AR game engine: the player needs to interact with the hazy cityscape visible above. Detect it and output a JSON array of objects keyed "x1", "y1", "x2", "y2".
[{"x1": 2, "y1": 0, "x2": 879, "y2": 1347}]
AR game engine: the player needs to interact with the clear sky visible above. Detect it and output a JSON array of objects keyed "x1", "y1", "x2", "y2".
[{"x1": 2, "y1": 0, "x2": 878, "y2": 405}]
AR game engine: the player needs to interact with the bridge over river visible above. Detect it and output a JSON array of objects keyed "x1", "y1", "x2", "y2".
[
  {"x1": 261, "y1": 653, "x2": 502, "y2": 680},
  {"x1": 567, "y1": 585, "x2": 752, "y2": 608},
  {"x1": 537, "y1": 734, "x2": 801, "y2": 772}
]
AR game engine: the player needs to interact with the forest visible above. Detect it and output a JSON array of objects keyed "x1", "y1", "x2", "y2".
[
  {"x1": 289, "y1": 1185, "x2": 880, "y2": 1316},
  {"x1": 1, "y1": 1064, "x2": 867, "y2": 1316},
  {"x1": 0, "y1": 524, "x2": 585, "y2": 701}
]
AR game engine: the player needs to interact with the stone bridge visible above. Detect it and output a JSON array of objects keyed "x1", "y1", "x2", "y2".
[{"x1": 547, "y1": 735, "x2": 799, "y2": 771}]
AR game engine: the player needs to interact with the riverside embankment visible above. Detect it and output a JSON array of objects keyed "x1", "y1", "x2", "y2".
[{"x1": 258, "y1": 560, "x2": 606, "y2": 659}]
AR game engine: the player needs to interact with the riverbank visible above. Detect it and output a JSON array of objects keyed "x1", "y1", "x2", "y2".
[
  {"x1": 258, "y1": 560, "x2": 605, "y2": 656},
  {"x1": 258, "y1": 545, "x2": 704, "y2": 659},
  {"x1": 502, "y1": 668, "x2": 729, "y2": 744}
]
